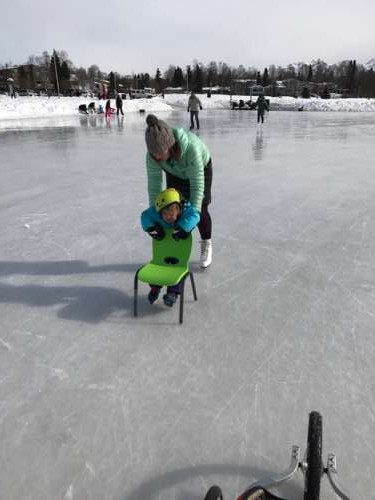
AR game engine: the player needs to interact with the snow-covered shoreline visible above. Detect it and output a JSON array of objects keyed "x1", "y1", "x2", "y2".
[{"x1": 0, "y1": 93, "x2": 375, "y2": 123}]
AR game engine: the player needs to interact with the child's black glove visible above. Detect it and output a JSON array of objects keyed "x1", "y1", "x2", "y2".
[
  {"x1": 172, "y1": 227, "x2": 190, "y2": 241},
  {"x1": 146, "y1": 225, "x2": 165, "y2": 240},
  {"x1": 200, "y1": 105, "x2": 203, "y2": 110}
]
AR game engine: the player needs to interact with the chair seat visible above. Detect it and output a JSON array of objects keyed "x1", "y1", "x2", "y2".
[{"x1": 138, "y1": 263, "x2": 189, "y2": 286}]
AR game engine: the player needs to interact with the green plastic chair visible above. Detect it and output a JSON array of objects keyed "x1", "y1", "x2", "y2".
[{"x1": 134, "y1": 228, "x2": 198, "y2": 324}]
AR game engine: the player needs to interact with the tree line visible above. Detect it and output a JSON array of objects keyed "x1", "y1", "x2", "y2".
[{"x1": 1, "y1": 50, "x2": 374, "y2": 97}]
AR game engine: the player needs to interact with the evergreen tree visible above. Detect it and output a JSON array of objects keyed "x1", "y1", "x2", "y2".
[
  {"x1": 60, "y1": 61, "x2": 71, "y2": 92},
  {"x1": 256, "y1": 71, "x2": 261, "y2": 85},
  {"x1": 261, "y1": 68, "x2": 269, "y2": 87},
  {"x1": 172, "y1": 66, "x2": 183, "y2": 87},
  {"x1": 361, "y1": 68, "x2": 375, "y2": 97},
  {"x1": 60, "y1": 61, "x2": 70, "y2": 81},
  {"x1": 192, "y1": 64, "x2": 203, "y2": 92},
  {"x1": 352, "y1": 59, "x2": 357, "y2": 94},
  {"x1": 108, "y1": 71, "x2": 115, "y2": 94},
  {"x1": 347, "y1": 59, "x2": 357, "y2": 94},
  {"x1": 302, "y1": 86, "x2": 310, "y2": 98},
  {"x1": 28, "y1": 64, "x2": 36, "y2": 89},
  {"x1": 321, "y1": 85, "x2": 330, "y2": 99},
  {"x1": 18, "y1": 66, "x2": 27, "y2": 89},
  {"x1": 346, "y1": 60, "x2": 353, "y2": 90},
  {"x1": 206, "y1": 61, "x2": 218, "y2": 87},
  {"x1": 307, "y1": 64, "x2": 313, "y2": 81},
  {"x1": 186, "y1": 65, "x2": 192, "y2": 91},
  {"x1": 217, "y1": 62, "x2": 231, "y2": 88},
  {"x1": 155, "y1": 68, "x2": 162, "y2": 93}
]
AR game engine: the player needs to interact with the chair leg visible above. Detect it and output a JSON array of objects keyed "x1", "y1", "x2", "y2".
[
  {"x1": 190, "y1": 272, "x2": 198, "y2": 300},
  {"x1": 179, "y1": 280, "x2": 185, "y2": 324},
  {"x1": 134, "y1": 270, "x2": 140, "y2": 317}
]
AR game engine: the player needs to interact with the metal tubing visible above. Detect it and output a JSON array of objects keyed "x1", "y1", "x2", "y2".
[
  {"x1": 179, "y1": 280, "x2": 185, "y2": 324},
  {"x1": 134, "y1": 270, "x2": 140, "y2": 317},
  {"x1": 241, "y1": 446, "x2": 301, "y2": 493},
  {"x1": 190, "y1": 272, "x2": 198, "y2": 300},
  {"x1": 326, "y1": 454, "x2": 351, "y2": 500}
]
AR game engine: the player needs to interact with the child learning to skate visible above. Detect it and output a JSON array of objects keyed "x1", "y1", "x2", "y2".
[{"x1": 141, "y1": 188, "x2": 200, "y2": 307}]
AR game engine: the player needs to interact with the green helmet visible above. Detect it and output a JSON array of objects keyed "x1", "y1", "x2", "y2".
[{"x1": 155, "y1": 188, "x2": 182, "y2": 212}]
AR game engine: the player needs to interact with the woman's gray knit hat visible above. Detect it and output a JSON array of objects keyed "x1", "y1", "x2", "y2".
[{"x1": 145, "y1": 114, "x2": 175, "y2": 155}]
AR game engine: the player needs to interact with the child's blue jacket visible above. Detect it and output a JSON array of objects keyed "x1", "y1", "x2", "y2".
[{"x1": 141, "y1": 201, "x2": 200, "y2": 233}]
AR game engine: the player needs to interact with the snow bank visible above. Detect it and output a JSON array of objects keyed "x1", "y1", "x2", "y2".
[
  {"x1": 266, "y1": 96, "x2": 375, "y2": 112},
  {"x1": 167, "y1": 93, "x2": 375, "y2": 112},
  {"x1": 0, "y1": 95, "x2": 172, "y2": 122},
  {"x1": 0, "y1": 93, "x2": 374, "y2": 123}
]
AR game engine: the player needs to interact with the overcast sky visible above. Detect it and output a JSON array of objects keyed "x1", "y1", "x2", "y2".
[{"x1": 1, "y1": 0, "x2": 374, "y2": 75}]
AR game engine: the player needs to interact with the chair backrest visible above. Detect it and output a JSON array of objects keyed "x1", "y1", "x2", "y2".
[{"x1": 151, "y1": 228, "x2": 193, "y2": 268}]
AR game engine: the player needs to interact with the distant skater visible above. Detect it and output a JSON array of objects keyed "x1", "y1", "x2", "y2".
[
  {"x1": 116, "y1": 94, "x2": 124, "y2": 116},
  {"x1": 88, "y1": 102, "x2": 96, "y2": 114},
  {"x1": 255, "y1": 95, "x2": 269, "y2": 123},
  {"x1": 78, "y1": 104, "x2": 88, "y2": 114},
  {"x1": 105, "y1": 99, "x2": 111, "y2": 118},
  {"x1": 187, "y1": 91, "x2": 203, "y2": 130}
]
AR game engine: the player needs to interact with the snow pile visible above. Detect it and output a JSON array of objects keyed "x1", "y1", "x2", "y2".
[
  {"x1": 0, "y1": 93, "x2": 375, "y2": 123},
  {"x1": 267, "y1": 96, "x2": 375, "y2": 112},
  {"x1": 0, "y1": 95, "x2": 172, "y2": 122},
  {"x1": 165, "y1": 93, "x2": 375, "y2": 112}
]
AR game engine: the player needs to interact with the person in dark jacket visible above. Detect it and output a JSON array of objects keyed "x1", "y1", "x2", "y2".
[
  {"x1": 255, "y1": 95, "x2": 269, "y2": 123},
  {"x1": 116, "y1": 94, "x2": 124, "y2": 116},
  {"x1": 78, "y1": 104, "x2": 88, "y2": 114},
  {"x1": 187, "y1": 92, "x2": 203, "y2": 129}
]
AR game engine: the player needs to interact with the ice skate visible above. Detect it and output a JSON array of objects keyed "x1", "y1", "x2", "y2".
[
  {"x1": 200, "y1": 239, "x2": 212, "y2": 268},
  {"x1": 148, "y1": 287, "x2": 160, "y2": 304},
  {"x1": 163, "y1": 292, "x2": 178, "y2": 307}
]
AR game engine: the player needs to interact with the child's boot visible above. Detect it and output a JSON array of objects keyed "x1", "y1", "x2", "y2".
[
  {"x1": 200, "y1": 239, "x2": 212, "y2": 268},
  {"x1": 148, "y1": 286, "x2": 161, "y2": 304},
  {"x1": 163, "y1": 292, "x2": 178, "y2": 307}
]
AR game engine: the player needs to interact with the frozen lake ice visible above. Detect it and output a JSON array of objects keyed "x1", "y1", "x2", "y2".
[{"x1": 1, "y1": 110, "x2": 374, "y2": 499}]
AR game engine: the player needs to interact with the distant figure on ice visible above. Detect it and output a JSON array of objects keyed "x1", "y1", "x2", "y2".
[
  {"x1": 8, "y1": 82, "x2": 16, "y2": 98},
  {"x1": 255, "y1": 95, "x2": 269, "y2": 123},
  {"x1": 116, "y1": 94, "x2": 124, "y2": 116},
  {"x1": 141, "y1": 188, "x2": 200, "y2": 307},
  {"x1": 78, "y1": 104, "x2": 88, "y2": 114},
  {"x1": 187, "y1": 91, "x2": 203, "y2": 130},
  {"x1": 88, "y1": 102, "x2": 96, "y2": 114},
  {"x1": 105, "y1": 99, "x2": 112, "y2": 118}
]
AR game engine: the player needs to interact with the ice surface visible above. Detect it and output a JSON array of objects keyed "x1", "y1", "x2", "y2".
[{"x1": 1, "y1": 110, "x2": 374, "y2": 499}]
